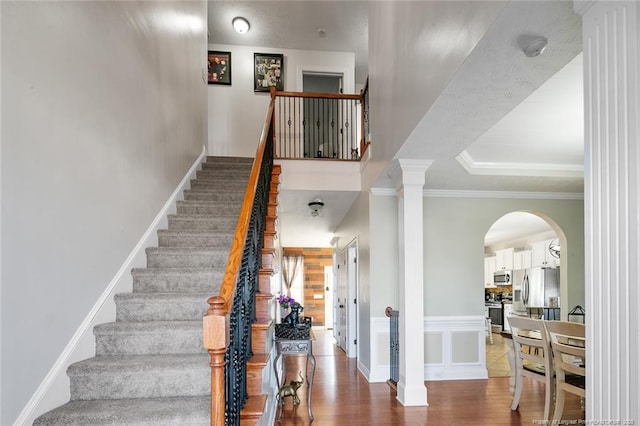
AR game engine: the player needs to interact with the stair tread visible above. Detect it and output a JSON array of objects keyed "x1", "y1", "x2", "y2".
[
  {"x1": 168, "y1": 214, "x2": 239, "y2": 220},
  {"x1": 95, "y1": 320, "x2": 203, "y2": 334},
  {"x1": 240, "y1": 394, "x2": 268, "y2": 419},
  {"x1": 146, "y1": 247, "x2": 228, "y2": 253},
  {"x1": 132, "y1": 267, "x2": 217, "y2": 274},
  {"x1": 115, "y1": 292, "x2": 211, "y2": 300},
  {"x1": 33, "y1": 396, "x2": 210, "y2": 425},
  {"x1": 68, "y1": 353, "x2": 209, "y2": 374}
]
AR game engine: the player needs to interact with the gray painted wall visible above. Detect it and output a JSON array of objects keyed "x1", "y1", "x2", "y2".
[
  {"x1": 423, "y1": 197, "x2": 584, "y2": 317},
  {"x1": 1, "y1": 2, "x2": 207, "y2": 423},
  {"x1": 338, "y1": 192, "x2": 584, "y2": 375}
]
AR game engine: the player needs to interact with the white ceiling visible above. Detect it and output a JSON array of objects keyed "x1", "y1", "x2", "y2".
[
  {"x1": 207, "y1": 1, "x2": 584, "y2": 248},
  {"x1": 207, "y1": 1, "x2": 369, "y2": 84}
]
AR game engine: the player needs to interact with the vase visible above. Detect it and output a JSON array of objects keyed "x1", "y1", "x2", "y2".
[{"x1": 280, "y1": 307, "x2": 290, "y2": 323}]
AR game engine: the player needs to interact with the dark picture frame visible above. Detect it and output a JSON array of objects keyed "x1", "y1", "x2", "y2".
[
  {"x1": 254, "y1": 53, "x2": 284, "y2": 92},
  {"x1": 207, "y1": 51, "x2": 231, "y2": 85}
]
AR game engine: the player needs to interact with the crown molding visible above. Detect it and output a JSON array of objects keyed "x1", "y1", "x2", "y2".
[
  {"x1": 456, "y1": 151, "x2": 584, "y2": 178},
  {"x1": 423, "y1": 189, "x2": 583, "y2": 200},
  {"x1": 370, "y1": 187, "x2": 583, "y2": 200}
]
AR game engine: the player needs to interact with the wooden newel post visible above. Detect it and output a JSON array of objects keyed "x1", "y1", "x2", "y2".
[{"x1": 204, "y1": 296, "x2": 229, "y2": 426}]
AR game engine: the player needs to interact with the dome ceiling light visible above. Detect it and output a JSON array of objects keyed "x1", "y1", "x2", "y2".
[
  {"x1": 232, "y1": 17, "x2": 250, "y2": 34},
  {"x1": 308, "y1": 200, "x2": 325, "y2": 217}
]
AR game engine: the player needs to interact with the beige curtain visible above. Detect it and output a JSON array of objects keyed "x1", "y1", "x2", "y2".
[{"x1": 282, "y1": 255, "x2": 303, "y2": 297}]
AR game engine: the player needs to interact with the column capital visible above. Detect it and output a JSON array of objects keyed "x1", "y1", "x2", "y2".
[{"x1": 387, "y1": 158, "x2": 433, "y2": 189}]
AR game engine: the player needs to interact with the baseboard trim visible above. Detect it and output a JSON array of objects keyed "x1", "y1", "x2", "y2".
[{"x1": 15, "y1": 146, "x2": 207, "y2": 426}]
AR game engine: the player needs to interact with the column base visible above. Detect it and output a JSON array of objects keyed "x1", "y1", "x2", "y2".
[{"x1": 396, "y1": 382, "x2": 428, "y2": 406}]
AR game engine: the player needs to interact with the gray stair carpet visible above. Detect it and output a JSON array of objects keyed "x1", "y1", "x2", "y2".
[{"x1": 34, "y1": 156, "x2": 253, "y2": 425}]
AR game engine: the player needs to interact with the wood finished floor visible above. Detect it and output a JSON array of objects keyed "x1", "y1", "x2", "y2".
[{"x1": 276, "y1": 329, "x2": 585, "y2": 425}]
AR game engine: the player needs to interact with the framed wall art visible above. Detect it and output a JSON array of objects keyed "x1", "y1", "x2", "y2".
[
  {"x1": 254, "y1": 53, "x2": 284, "y2": 92},
  {"x1": 207, "y1": 51, "x2": 231, "y2": 85}
]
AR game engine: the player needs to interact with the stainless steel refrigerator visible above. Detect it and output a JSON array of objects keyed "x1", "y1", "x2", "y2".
[{"x1": 523, "y1": 267, "x2": 560, "y2": 308}]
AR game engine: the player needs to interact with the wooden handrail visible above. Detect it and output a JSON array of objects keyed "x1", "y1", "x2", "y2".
[
  {"x1": 217, "y1": 99, "x2": 275, "y2": 312},
  {"x1": 204, "y1": 96, "x2": 276, "y2": 426},
  {"x1": 274, "y1": 89, "x2": 363, "y2": 101}
]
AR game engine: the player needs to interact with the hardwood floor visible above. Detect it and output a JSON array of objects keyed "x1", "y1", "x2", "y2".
[{"x1": 275, "y1": 329, "x2": 585, "y2": 425}]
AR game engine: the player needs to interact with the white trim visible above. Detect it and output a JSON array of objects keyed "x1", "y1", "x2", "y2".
[
  {"x1": 423, "y1": 189, "x2": 584, "y2": 200},
  {"x1": 15, "y1": 146, "x2": 207, "y2": 425},
  {"x1": 370, "y1": 187, "x2": 396, "y2": 196},
  {"x1": 423, "y1": 316, "x2": 488, "y2": 381},
  {"x1": 456, "y1": 150, "x2": 584, "y2": 178},
  {"x1": 295, "y1": 64, "x2": 354, "y2": 94},
  {"x1": 368, "y1": 315, "x2": 489, "y2": 385},
  {"x1": 370, "y1": 187, "x2": 583, "y2": 200}
]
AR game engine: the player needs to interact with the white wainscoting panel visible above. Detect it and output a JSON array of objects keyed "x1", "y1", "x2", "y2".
[{"x1": 369, "y1": 315, "x2": 489, "y2": 383}]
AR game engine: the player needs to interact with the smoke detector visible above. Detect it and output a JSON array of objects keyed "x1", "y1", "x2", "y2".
[{"x1": 523, "y1": 37, "x2": 548, "y2": 57}]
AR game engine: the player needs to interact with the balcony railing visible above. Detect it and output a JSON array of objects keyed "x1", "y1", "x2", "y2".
[
  {"x1": 271, "y1": 82, "x2": 369, "y2": 161},
  {"x1": 385, "y1": 306, "x2": 399, "y2": 389}
]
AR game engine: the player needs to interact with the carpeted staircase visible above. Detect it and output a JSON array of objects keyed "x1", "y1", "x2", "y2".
[{"x1": 34, "y1": 156, "x2": 257, "y2": 425}]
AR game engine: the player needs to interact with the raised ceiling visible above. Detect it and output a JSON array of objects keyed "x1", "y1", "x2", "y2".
[
  {"x1": 207, "y1": 1, "x2": 369, "y2": 84},
  {"x1": 207, "y1": 1, "x2": 584, "y2": 247}
]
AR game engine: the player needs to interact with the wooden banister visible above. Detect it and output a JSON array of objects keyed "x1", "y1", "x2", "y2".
[
  {"x1": 204, "y1": 96, "x2": 276, "y2": 426},
  {"x1": 217, "y1": 99, "x2": 275, "y2": 312}
]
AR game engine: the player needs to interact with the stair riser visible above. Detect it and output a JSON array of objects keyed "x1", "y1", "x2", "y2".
[
  {"x1": 115, "y1": 298, "x2": 209, "y2": 322},
  {"x1": 176, "y1": 203, "x2": 241, "y2": 216},
  {"x1": 146, "y1": 251, "x2": 228, "y2": 268},
  {"x1": 190, "y1": 181, "x2": 248, "y2": 191},
  {"x1": 132, "y1": 270, "x2": 222, "y2": 293},
  {"x1": 168, "y1": 217, "x2": 238, "y2": 232},
  {"x1": 183, "y1": 190, "x2": 245, "y2": 202},
  {"x1": 158, "y1": 232, "x2": 233, "y2": 248},
  {"x1": 95, "y1": 328, "x2": 206, "y2": 356},
  {"x1": 196, "y1": 170, "x2": 250, "y2": 179},
  {"x1": 193, "y1": 173, "x2": 249, "y2": 182},
  {"x1": 203, "y1": 160, "x2": 253, "y2": 167},
  {"x1": 69, "y1": 364, "x2": 210, "y2": 400}
]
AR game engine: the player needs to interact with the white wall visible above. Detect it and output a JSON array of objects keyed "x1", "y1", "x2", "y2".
[
  {"x1": 0, "y1": 1, "x2": 207, "y2": 423},
  {"x1": 207, "y1": 43, "x2": 355, "y2": 157},
  {"x1": 422, "y1": 196, "x2": 584, "y2": 317},
  {"x1": 331, "y1": 190, "x2": 371, "y2": 374},
  {"x1": 368, "y1": 1, "x2": 505, "y2": 164},
  {"x1": 343, "y1": 191, "x2": 584, "y2": 382}
]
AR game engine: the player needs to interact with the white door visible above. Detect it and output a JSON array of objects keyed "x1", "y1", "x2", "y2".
[
  {"x1": 324, "y1": 266, "x2": 333, "y2": 329},
  {"x1": 334, "y1": 248, "x2": 348, "y2": 352},
  {"x1": 346, "y1": 241, "x2": 358, "y2": 358}
]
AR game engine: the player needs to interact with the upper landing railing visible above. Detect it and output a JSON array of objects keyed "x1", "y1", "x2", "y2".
[{"x1": 270, "y1": 79, "x2": 370, "y2": 161}]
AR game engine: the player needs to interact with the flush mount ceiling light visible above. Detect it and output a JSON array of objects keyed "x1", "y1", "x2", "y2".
[
  {"x1": 523, "y1": 37, "x2": 548, "y2": 57},
  {"x1": 308, "y1": 199, "x2": 325, "y2": 217},
  {"x1": 232, "y1": 17, "x2": 250, "y2": 34}
]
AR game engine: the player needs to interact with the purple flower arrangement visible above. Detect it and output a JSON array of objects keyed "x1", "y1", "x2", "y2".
[{"x1": 277, "y1": 295, "x2": 295, "y2": 309}]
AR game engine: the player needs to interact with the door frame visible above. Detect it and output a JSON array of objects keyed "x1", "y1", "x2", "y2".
[
  {"x1": 345, "y1": 238, "x2": 358, "y2": 358},
  {"x1": 296, "y1": 65, "x2": 354, "y2": 93}
]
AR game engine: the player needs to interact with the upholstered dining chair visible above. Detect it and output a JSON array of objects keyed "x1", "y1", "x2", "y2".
[
  {"x1": 544, "y1": 320, "x2": 586, "y2": 421},
  {"x1": 507, "y1": 316, "x2": 554, "y2": 422}
]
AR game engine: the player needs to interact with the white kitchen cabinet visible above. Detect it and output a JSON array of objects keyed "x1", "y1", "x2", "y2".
[
  {"x1": 531, "y1": 239, "x2": 559, "y2": 267},
  {"x1": 495, "y1": 248, "x2": 514, "y2": 271},
  {"x1": 513, "y1": 250, "x2": 532, "y2": 270},
  {"x1": 503, "y1": 303, "x2": 514, "y2": 333},
  {"x1": 484, "y1": 256, "x2": 496, "y2": 287}
]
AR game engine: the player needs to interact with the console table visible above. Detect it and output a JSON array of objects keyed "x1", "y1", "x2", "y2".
[{"x1": 274, "y1": 336, "x2": 316, "y2": 421}]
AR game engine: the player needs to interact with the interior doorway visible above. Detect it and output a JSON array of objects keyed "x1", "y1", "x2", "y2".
[{"x1": 302, "y1": 73, "x2": 343, "y2": 158}]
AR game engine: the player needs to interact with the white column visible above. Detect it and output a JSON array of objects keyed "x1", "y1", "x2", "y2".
[
  {"x1": 575, "y1": 1, "x2": 640, "y2": 423},
  {"x1": 389, "y1": 159, "x2": 432, "y2": 406}
]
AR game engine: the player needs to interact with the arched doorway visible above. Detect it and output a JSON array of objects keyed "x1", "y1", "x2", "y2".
[
  {"x1": 484, "y1": 211, "x2": 568, "y2": 321},
  {"x1": 483, "y1": 211, "x2": 569, "y2": 378}
]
